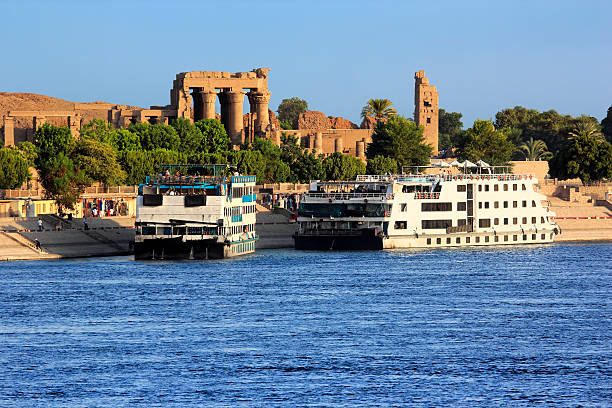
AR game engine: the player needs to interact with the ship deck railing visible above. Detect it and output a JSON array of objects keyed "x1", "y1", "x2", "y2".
[
  {"x1": 306, "y1": 192, "x2": 391, "y2": 199},
  {"x1": 146, "y1": 174, "x2": 256, "y2": 186},
  {"x1": 355, "y1": 173, "x2": 535, "y2": 183},
  {"x1": 414, "y1": 192, "x2": 440, "y2": 199},
  {"x1": 297, "y1": 229, "x2": 364, "y2": 236},
  {"x1": 147, "y1": 175, "x2": 227, "y2": 186}
]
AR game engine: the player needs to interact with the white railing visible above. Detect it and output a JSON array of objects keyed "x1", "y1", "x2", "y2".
[
  {"x1": 356, "y1": 173, "x2": 536, "y2": 183},
  {"x1": 414, "y1": 192, "x2": 440, "y2": 199},
  {"x1": 306, "y1": 192, "x2": 392, "y2": 200}
]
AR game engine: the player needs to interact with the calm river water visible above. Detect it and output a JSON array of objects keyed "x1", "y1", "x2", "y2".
[{"x1": 1, "y1": 243, "x2": 611, "y2": 407}]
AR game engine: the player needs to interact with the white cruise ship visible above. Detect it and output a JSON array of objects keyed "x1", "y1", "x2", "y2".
[
  {"x1": 293, "y1": 165, "x2": 560, "y2": 250},
  {"x1": 135, "y1": 165, "x2": 258, "y2": 260}
]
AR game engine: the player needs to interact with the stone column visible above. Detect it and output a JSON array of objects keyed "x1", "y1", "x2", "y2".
[
  {"x1": 193, "y1": 89, "x2": 217, "y2": 121},
  {"x1": 314, "y1": 132, "x2": 323, "y2": 154},
  {"x1": 334, "y1": 137, "x2": 343, "y2": 153},
  {"x1": 247, "y1": 91, "x2": 271, "y2": 133},
  {"x1": 225, "y1": 90, "x2": 246, "y2": 146},
  {"x1": 356, "y1": 140, "x2": 365, "y2": 159},
  {"x1": 68, "y1": 115, "x2": 80, "y2": 137},
  {"x1": 202, "y1": 90, "x2": 217, "y2": 120},
  {"x1": 3, "y1": 116, "x2": 15, "y2": 146},
  {"x1": 273, "y1": 130, "x2": 281, "y2": 146},
  {"x1": 33, "y1": 116, "x2": 46, "y2": 131}
]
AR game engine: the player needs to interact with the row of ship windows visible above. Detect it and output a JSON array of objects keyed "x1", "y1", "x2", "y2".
[
  {"x1": 231, "y1": 241, "x2": 255, "y2": 254},
  {"x1": 426, "y1": 233, "x2": 553, "y2": 245},
  {"x1": 223, "y1": 223, "x2": 255, "y2": 236},
  {"x1": 394, "y1": 216, "x2": 550, "y2": 230},
  {"x1": 416, "y1": 200, "x2": 538, "y2": 212},
  {"x1": 478, "y1": 200, "x2": 538, "y2": 210},
  {"x1": 457, "y1": 183, "x2": 527, "y2": 192},
  {"x1": 224, "y1": 205, "x2": 256, "y2": 217},
  {"x1": 231, "y1": 186, "x2": 254, "y2": 198},
  {"x1": 478, "y1": 216, "x2": 550, "y2": 227}
]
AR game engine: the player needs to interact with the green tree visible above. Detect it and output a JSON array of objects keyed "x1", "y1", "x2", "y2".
[
  {"x1": 120, "y1": 150, "x2": 154, "y2": 185},
  {"x1": 246, "y1": 137, "x2": 291, "y2": 183},
  {"x1": 280, "y1": 133, "x2": 303, "y2": 164},
  {"x1": 494, "y1": 106, "x2": 539, "y2": 130},
  {"x1": 266, "y1": 160, "x2": 291, "y2": 183},
  {"x1": 109, "y1": 129, "x2": 141, "y2": 152},
  {"x1": 519, "y1": 138, "x2": 553, "y2": 161},
  {"x1": 171, "y1": 118, "x2": 204, "y2": 153},
  {"x1": 71, "y1": 138, "x2": 126, "y2": 185},
  {"x1": 79, "y1": 119, "x2": 115, "y2": 144},
  {"x1": 361, "y1": 98, "x2": 397, "y2": 120},
  {"x1": 16, "y1": 142, "x2": 38, "y2": 167},
  {"x1": 290, "y1": 151, "x2": 324, "y2": 183},
  {"x1": 601, "y1": 106, "x2": 612, "y2": 142},
  {"x1": 33, "y1": 123, "x2": 74, "y2": 167},
  {"x1": 150, "y1": 148, "x2": 183, "y2": 172},
  {"x1": 277, "y1": 97, "x2": 308, "y2": 129},
  {"x1": 438, "y1": 108, "x2": 463, "y2": 151},
  {"x1": 39, "y1": 153, "x2": 91, "y2": 212},
  {"x1": 549, "y1": 133, "x2": 612, "y2": 184},
  {"x1": 322, "y1": 153, "x2": 366, "y2": 181},
  {"x1": 366, "y1": 155, "x2": 398, "y2": 174},
  {"x1": 279, "y1": 120, "x2": 292, "y2": 130},
  {"x1": 366, "y1": 116, "x2": 432, "y2": 168},
  {"x1": 128, "y1": 122, "x2": 180, "y2": 151},
  {"x1": 226, "y1": 150, "x2": 266, "y2": 182},
  {"x1": 568, "y1": 116, "x2": 604, "y2": 141},
  {"x1": 0, "y1": 147, "x2": 29, "y2": 189},
  {"x1": 194, "y1": 119, "x2": 230, "y2": 153},
  {"x1": 457, "y1": 120, "x2": 516, "y2": 166}
]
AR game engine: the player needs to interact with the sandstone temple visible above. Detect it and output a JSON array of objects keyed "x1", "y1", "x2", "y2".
[{"x1": 1, "y1": 68, "x2": 439, "y2": 157}]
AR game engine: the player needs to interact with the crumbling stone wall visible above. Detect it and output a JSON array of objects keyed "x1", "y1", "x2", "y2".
[{"x1": 414, "y1": 70, "x2": 439, "y2": 154}]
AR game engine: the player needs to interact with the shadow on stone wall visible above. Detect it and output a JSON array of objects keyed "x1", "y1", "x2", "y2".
[{"x1": 0, "y1": 216, "x2": 134, "y2": 259}]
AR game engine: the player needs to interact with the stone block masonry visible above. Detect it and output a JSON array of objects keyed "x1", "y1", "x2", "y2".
[{"x1": 414, "y1": 70, "x2": 439, "y2": 154}]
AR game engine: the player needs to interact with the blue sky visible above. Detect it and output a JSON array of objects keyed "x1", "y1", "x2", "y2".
[{"x1": 1, "y1": 0, "x2": 610, "y2": 127}]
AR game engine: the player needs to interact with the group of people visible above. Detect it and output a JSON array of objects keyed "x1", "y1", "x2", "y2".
[
  {"x1": 84, "y1": 199, "x2": 128, "y2": 218},
  {"x1": 261, "y1": 193, "x2": 302, "y2": 212}
]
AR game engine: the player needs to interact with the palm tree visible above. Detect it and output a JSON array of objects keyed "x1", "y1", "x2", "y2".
[
  {"x1": 361, "y1": 98, "x2": 397, "y2": 119},
  {"x1": 568, "y1": 120, "x2": 604, "y2": 141},
  {"x1": 519, "y1": 138, "x2": 553, "y2": 161}
]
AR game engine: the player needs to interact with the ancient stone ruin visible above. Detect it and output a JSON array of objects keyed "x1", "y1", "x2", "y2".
[
  {"x1": 1, "y1": 68, "x2": 440, "y2": 159},
  {"x1": 169, "y1": 68, "x2": 272, "y2": 145},
  {"x1": 414, "y1": 70, "x2": 439, "y2": 154}
]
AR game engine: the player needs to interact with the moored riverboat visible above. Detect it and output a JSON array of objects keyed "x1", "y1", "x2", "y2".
[
  {"x1": 135, "y1": 165, "x2": 257, "y2": 260},
  {"x1": 294, "y1": 164, "x2": 560, "y2": 250}
]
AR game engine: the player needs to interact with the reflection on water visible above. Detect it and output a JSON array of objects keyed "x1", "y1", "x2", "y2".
[{"x1": 0, "y1": 243, "x2": 611, "y2": 406}]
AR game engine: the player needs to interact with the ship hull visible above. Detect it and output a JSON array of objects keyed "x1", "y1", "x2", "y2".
[
  {"x1": 294, "y1": 229, "x2": 557, "y2": 251},
  {"x1": 293, "y1": 229, "x2": 384, "y2": 250},
  {"x1": 134, "y1": 237, "x2": 256, "y2": 260}
]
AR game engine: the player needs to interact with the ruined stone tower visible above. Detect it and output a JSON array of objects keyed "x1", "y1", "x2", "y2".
[{"x1": 414, "y1": 70, "x2": 439, "y2": 154}]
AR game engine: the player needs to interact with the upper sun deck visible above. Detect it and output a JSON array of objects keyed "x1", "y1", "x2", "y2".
[
  {"x1": 139, "y1": 164, "x2": 255, "y2": 197},
  {"x1": 356, "y1": 173, "x2": 536, "y2": 183},
  {"x1": 145, "y1": 174, "x2": 256, "y2": 187}
]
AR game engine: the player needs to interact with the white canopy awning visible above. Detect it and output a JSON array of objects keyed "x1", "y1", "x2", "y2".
[
  {"x1": 449, "y1": 160, "x2": 462, "y2": 166},
  {"x1": 461, "y1": 160, "x2": 477, "y2": 167},
  {"x1": 476, "y1": 160, "x2": 490, "y2": 167}
]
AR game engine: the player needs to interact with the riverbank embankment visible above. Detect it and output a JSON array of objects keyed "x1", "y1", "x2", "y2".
[
  {"x1": 0, "y1": 216, "x2": 134, "y2": 261},
  {"x1": 1, "y1": 202, "x2": 611, "y2": 261},
  {"x1": 550, "y1": 203, "x2": 612, "y2": 242}
]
